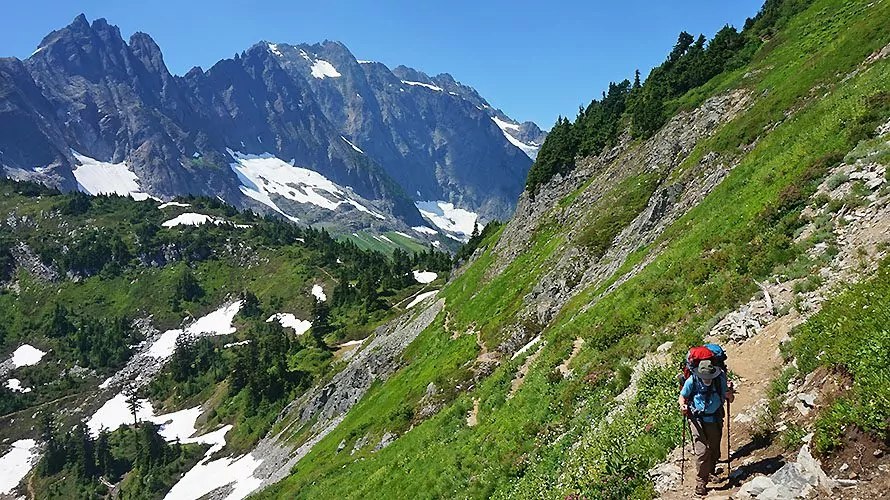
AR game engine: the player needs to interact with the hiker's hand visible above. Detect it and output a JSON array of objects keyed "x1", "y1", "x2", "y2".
[{"x1": 679, "y1": 403, "x2": 688, "y2": 412}]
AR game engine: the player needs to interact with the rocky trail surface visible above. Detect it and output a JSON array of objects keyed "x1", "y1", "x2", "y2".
[{"x1": 653, "y1": 151, "x2": 890, "y2": 499}]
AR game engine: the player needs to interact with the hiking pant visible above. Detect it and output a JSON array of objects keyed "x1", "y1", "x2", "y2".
[{"x1": 689, "y1": 419, "x2": 722, "y2": 485}]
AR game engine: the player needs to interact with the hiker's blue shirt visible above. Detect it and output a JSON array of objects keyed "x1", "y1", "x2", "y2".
[{"x1": 681, "y1": 375, "x2": 727, "y2": 423}]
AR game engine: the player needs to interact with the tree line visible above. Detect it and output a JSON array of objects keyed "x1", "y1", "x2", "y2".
[{"x1": 525, "y1": 0, "x2": 815, "y2": 193}]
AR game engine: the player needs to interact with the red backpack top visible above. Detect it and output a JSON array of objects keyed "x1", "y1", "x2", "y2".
[{"x1": 683, "y1": 346, "x2": 716, "y2": 380}]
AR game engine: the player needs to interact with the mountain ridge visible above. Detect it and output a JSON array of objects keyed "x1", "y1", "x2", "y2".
[{"x1": 1, "y1": 14, "x2": 545, "y2": 238}]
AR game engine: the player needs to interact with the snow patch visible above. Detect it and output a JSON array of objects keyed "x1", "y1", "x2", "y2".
[
  {"x1": 356, "y1": 60, "x2": 374, "y2": 64},
  {"x1": 224, "y1": 340, "x2": 251, "y2": 348},
  {"x1": 379, "y1": 234, "x2": 393, "y2": 243},
  {"x1": 266, "y1": 313, "x2": 312, "y2": 336},
  {"x1": 158, "y1": 201, "x2": 192, "y2": 209},
  {"x1": 87, "y1": 393, "x2": 156, "y2": 436},
  {"x1": 161, "y1": 212, "x2": 249, "y2": 228},
  {"x1": 491, "y1": 116, "x2": 521, "y2": 132},
  {"x1": 227, "y1": 149, "x2": 383, "y2": 220},
  {"x1": 0, "y1": 439, "x2": 38, "y2": 495},
  {"x1": 267, "y1": 43, "x2": 283, "y2": 57},
  {"x1": 86, "y1": 394, "x2": 261, "y2": 499},
  {"x1": 10, "y1": 344, "x2": 45, "y2": 368},
  {"x1": 511, "y1": 336, "x2": 543, "y2": 360},
  {"x1": 407, "y1": 290, "x2": 438, "y2": 309},
  {"x1": 6, "y1": 378, "x2": 31, "y2": 393},
  {"x1": 490, "y1": 117, "x2": 539, "y2": 159},
  {"x1": 412, "y1": 270, "x2": 437, "y2": 284},
  {"x1": 148, "y1": 301, "x2": 243, "y2": 359},
  {"x1": 71, "y1": 151, "x2": 151, "y2": 201},
  {"x1": 415, "y1": 201, "x2": 480, "y2": 241},
  {"x1": 401, "y1": 80, "x2": 444, "y2": 92},
  {"x1": 310, "y1": 59, "x2": 341, "y2": 79},
  {"x1": 412, "y1": 225, "x2": 438, "y2": 235},
  {"x1": 162, "y1": 213, "x2": 214, "y2": 227},
  {"x1": 393, "y1": 231, "x2": 414, "y2": 239},
  {"x1": 311, "y1": 284, "x2": 327, "y2": 302},
  {"x1": 337, "y1": 339, "x2": 366, "y2": 348},
  {"x1": 164, "y1": 434, "x2": 262, "y2": 500},
  {"x1": 341, "y1": 136, "x2": 364, "y2": 154}
]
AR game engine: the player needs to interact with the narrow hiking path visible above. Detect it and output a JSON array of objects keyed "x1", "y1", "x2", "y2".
[{"x1": 658, "y1": 312, "x2": 795, "y2": 499}]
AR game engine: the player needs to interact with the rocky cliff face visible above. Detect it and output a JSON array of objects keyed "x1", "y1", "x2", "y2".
[{"x1": 1, "y1": 15, "x2": 544, "y2": 232}]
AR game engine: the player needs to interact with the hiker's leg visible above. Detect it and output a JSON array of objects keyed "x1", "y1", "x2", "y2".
[
  {"x1": 704, "y1": 421, "x2": 723, "y2": 477},
  {"x1": 689, "y1": 420, "x2": 710, "y2": 487},
  {"x1": 708, "y1": 422, "x2": 723, "y2": 474}
]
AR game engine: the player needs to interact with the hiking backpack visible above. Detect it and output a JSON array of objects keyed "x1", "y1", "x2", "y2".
[
  {"x1": 679, "y1": 343, "x2": 729, "y2": 386},
  {"x1": 679, "y1": 344, "x2": 729, "y2": 418}
]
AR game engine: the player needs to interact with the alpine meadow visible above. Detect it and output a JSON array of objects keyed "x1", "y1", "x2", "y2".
[{"x1": 1, "y1": 0, "x2": 890, "y2": 499}]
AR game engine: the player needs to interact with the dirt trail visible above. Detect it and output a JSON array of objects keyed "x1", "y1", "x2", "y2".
[
  {"x1": 660, "y1": 313, "x2": 798, "y2": 499},
  {"x1": 466, "y1": 398, "x2": 479, "y2": 427},
  {"x1": 557, "y1": 337, "x2": 585, "y2": 377}
]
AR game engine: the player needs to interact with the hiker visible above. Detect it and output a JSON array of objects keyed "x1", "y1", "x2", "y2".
[{"x1": 678, "y1": 358, "x2": 734, "y2": 496}]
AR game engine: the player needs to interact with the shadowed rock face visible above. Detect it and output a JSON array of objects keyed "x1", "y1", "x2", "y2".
[{"x1": 1, "y1": 15, "x2": 543, "y2": 227}]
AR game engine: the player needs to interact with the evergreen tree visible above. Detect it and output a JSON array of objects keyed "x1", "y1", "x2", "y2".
[
  {"x1": 240, "y1": 290, "x2": 261, "y2": 317},
  {"x1": 95, "y1": 429, "x2": 112, "y2": 477},
  {"x1": 172, "y1": 266, "x2": 203, "y2": 306},
  {"x1": 310, "y1": 299, "x2": 332, "y2": 348},
  {"x1": 45, "y1": 303, "x2": 76, "y2": 338},
  {"x1": 125, "y1": 386, "x2": 141, "y2": 426}
]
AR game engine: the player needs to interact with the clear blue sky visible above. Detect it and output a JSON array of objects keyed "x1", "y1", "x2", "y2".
[{"x1": 1, "y1": 0, "x2": 764, "y2": 129}]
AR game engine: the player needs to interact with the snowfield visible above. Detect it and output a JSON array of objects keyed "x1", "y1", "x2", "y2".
[
  {"x1": 267, "y1": 43, "x2": 283, "y2": 57},
  {"x1": 0, "y1": 439, "x2": 38, "y2": 495},
  {"x1": 158, "y1": 201, "x2": 192, "y2": 209},
  {"x1": 165, "y1": 433, "x2": 262, "y2": 500},
  {"x1": 266, "y1": 313, "x2": 312, "y2": 336},
  {"x1": 85, "y1": 394, "x2": 262, "y2": 500},
  {"x1": 312, "y1": 284, "x2": 327, "y2": 302},
  {"x1": 11, "y1": 344, "x2": 46, "y2": 368},
  {"x1": 227, "y1": 150, "x2": 384, "y2": 221},
  {"x1": 87, "y1": 392, "x2": 157, "y2": 436},
  {"x1": 161, "y1": 212, "x2": 249, "y2": 228},
  {"x1": 511, "y1": 335, "x2": 543, "y2": 360},
  {"x1": 401, "y1": 80, "x2": 444, "y2": 92},
  {"x1": 310, "y1": 59, "x2": 341, "y2": 79},
  {"x1": 161, "y1": 213, "x2": 215, "y2": 227},
  {"x1": 148, "y1": 301, "x2": 243, "y2": 359},
  {"x1": 415, "y1": 201, "x2": 480, "y2": 241},
  {"x1": 341, "y1": 136, "x2": 364, "y2": 154},
  {"x1": 490, "y1": 117, "x2": 540, "y2": 159},
  {"x1": 71, "y1": 151, "x2": 152, "y2": 201},
  {"x1": 407, "y1": 290, "x2": 439, "y2": 309},
  {"x1": 6, "y1": 378, "x2": 31, "y2": 393},
  {"x1": 412, "y1": 270, "x2": 438, "y2": 284},
  {"x1": 491, "y1": 116, "x2": 520, "y2": 132},
  {"x1": 412, "y1": 225, "x2": 439, "y2": 235}
]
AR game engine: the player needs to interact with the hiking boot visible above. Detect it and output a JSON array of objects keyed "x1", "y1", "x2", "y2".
[{"x1": 695, "y1": 483, "x2": 708, "y2": 496}]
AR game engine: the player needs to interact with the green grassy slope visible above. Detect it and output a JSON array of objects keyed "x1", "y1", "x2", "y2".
[
  {"x1": 258, "y1": 0, "x2": 890, "y2": 497},
  {"x1": 0, "y1": 185, "x2": 452, "y2": 497}
]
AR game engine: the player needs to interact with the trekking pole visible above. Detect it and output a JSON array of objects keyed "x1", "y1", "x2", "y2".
[
  {"x1": 681, "y1": 412, "x2": 686, "y2": 484},
  {"x1": 726, "y1": 399, "x2": 731, "y2": 481}
]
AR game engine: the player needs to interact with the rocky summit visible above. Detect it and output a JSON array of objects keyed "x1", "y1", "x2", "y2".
[{"x1": 0, "y1": 14, "x2": 543, "y2": 238}]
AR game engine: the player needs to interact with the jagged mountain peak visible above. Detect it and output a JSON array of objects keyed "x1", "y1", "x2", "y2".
[{"x1": 3, "y1": 14, "x2": 543, "y2": 240}]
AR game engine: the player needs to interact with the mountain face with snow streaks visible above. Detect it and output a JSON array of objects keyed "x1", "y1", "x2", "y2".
[{"x1": 0, "y1": 15, "x2": 544, "y2": 234}]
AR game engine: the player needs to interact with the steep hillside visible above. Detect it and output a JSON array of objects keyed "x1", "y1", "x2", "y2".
[
  {"x1": 249, "y1": 0, "x2": 890, "y2": 498},
  {"x1": 1, "y1": 15, "x2": 541, "y2": 240},
  {"x1": 2, "y1": 1, "x2": 888, "y2": 498}
]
